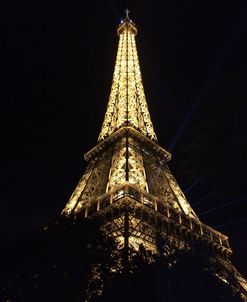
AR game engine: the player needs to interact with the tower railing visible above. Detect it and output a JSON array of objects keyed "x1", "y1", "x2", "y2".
[{"x1": 83, "y1": 183, "x2": 231, "y2": 253}]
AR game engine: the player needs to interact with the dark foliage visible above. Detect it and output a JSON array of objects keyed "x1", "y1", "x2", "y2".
[
  {"x1": 1, "y1": 217, "x2": 244, "y2": 302},
  {"x1": 1, "y1": 216, "x2": 118, "y2": 301}
]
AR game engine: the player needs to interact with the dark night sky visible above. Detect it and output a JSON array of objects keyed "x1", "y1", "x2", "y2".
[{"x1": 1, "y1": 0, "x2": 247, "y2": 275}]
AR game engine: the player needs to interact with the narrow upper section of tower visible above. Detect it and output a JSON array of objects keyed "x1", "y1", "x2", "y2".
[{"x1": 98, "y1": 12, "x2": 157, "y2": 142}]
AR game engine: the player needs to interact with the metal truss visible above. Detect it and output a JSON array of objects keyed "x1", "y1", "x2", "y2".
[
  {"x1": 106, "y1": 136, "x2": 148, "y2": 192},
  {"x1": 63, "y1": 150, "x2": 112, "y2": 215},
  {"x1": 63, "y1": 130, "x2": 198, "y2": 219},
  {"x1": 98, "y1": 19, "x2": 157, "y2": 142}
]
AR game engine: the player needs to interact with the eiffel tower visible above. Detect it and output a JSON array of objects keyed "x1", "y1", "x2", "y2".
[{"x1": 62, "y1": 10, "x2": 247, "y2": 299}]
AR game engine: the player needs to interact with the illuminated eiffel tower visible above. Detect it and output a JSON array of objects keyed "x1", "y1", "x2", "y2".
[{"x1": 62, "y1": 10, "x2": 247, "y2": 298}]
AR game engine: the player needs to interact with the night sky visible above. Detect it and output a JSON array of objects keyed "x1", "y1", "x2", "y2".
[{"x1": 2, "y1": 0, "x2": 247, "y2": 275}]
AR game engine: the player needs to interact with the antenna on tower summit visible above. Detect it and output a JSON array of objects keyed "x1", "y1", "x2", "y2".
[{"x1": 124, "y1": 8, "x2": 130, "y2": 19}]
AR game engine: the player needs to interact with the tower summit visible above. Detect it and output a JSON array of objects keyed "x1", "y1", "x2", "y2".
[
  {"x1": 98, "y1": 11, "x2": 157, "y2": 142},
  {"x1": 62, "y1": 12, "x2": 246, "y2": 296}
]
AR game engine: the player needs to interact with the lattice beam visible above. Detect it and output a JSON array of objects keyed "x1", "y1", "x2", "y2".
[{"x1": 98, "y1": 19, "x2": 157, "y2": 141}]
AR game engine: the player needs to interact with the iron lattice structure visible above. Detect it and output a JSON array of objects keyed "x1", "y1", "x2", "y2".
[{"x1": 63, "y1": 15, "x2": 247, "y2": 298}]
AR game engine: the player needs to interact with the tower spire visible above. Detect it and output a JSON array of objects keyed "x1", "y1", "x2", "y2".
[{"x1": 98, "y1": 15, "x2": 157, "y2": 142}]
